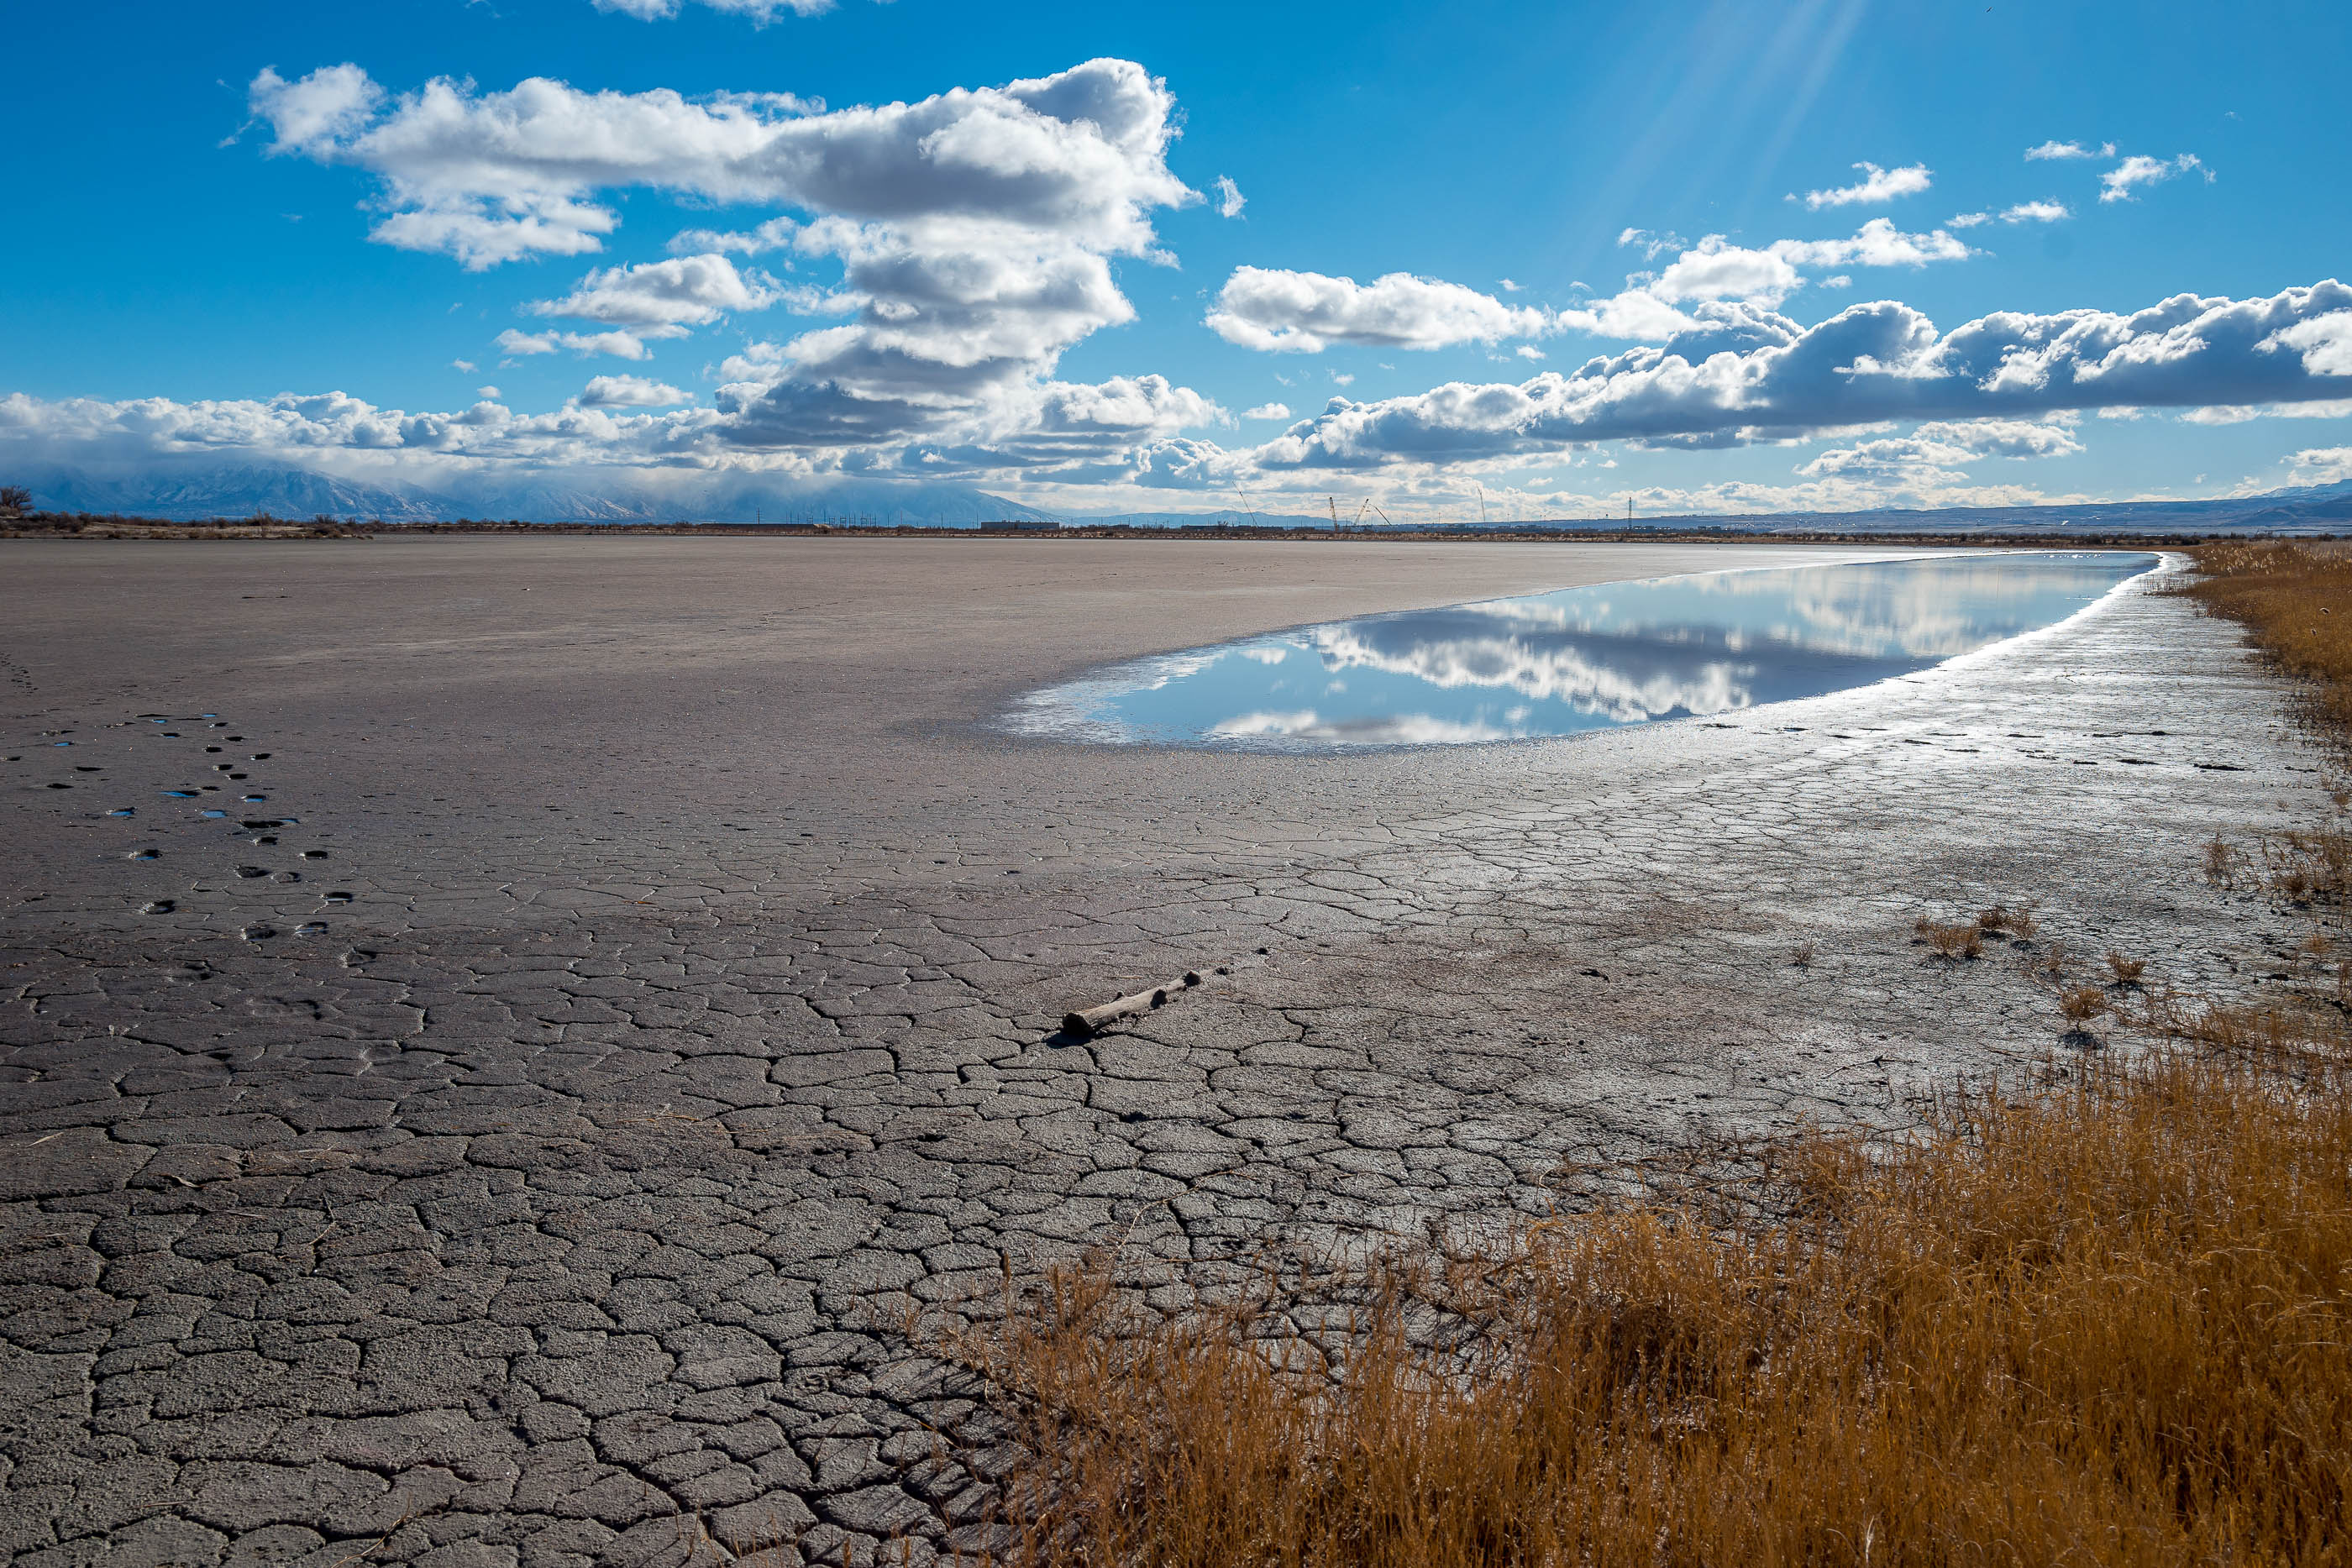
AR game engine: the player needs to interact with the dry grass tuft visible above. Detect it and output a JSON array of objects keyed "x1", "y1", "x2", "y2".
[
  {"x1": 1913, "y1": 916, "x2": 1983, "y2": 959},
  {"x1": 2107, "y1": 949, "x2": 2149, "y2": 986},
  {"x1": 2057, "y1": 982, "x2": 2110, "y2": 1024},
  {"x1": 1975, "y1": 902, "x2": 2038, "y2": 938}
]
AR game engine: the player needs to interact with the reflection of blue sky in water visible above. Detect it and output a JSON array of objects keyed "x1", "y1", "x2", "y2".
[{"x1": 1016, "y1": 552, "x2": 2158, "y2": 749}]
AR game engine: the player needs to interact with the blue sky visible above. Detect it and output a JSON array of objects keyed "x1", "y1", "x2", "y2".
[{"x1": 3, "y1": 0, "x2": 2348, "y2": 520}]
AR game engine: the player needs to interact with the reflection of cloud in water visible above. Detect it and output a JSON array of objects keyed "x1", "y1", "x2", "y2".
[
  {"x1": 1470, "y1": 556, "x2": 2143, "y2": 660},
  {"x1": 1133, "y1": 648, "x2": 1220, "y2": 691},
  {"x1": 1210, "y1": 709, "x2": 1520, "y2": 745},
  {"x1": 1309, "y1": 626, "x2": 1756, "y2": 721},
  {"x1": 1241, "y1": 645, "x2": 1289, "y2": 664}
]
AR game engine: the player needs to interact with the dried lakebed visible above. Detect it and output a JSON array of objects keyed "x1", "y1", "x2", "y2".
[{"x1": 0, "y1": 538, "x2": 2333, "y2": 1568}]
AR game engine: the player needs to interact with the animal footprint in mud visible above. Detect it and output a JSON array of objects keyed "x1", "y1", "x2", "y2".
[
  {"x1": 143, "y1": 900, "x2": 175, "y2": 914},
  {"x1": 301, "y1": 851, "x2": 328, "y2": 860},
  {"x1": 240, "y1": 924, "x2": 277, "y2": 941},
  {"x1": 235, "y1": 867, "x2": 269, "y2": 878},
  {"x1": 128, "y1": 849, "x2": 158, "y2": 861},
  {"x1": 295, "y1": 922, "x2": 327, "y2": 937},
  {"x1": 323, "y1": 891, "x2": 354, "y2": 904}
]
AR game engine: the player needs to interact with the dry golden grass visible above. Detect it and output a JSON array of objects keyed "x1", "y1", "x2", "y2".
[
  {"x1": 1913, "y1": 917, "x2": 1984, "y2": 959},
  {"x1": 2178, "y1": 542, "x2": 2352, "y2": 735},
  {"x1": 967, "y1": 1049, "x2": 2352, "y2": 1567},
  {"x1": 2181, "y1": 543, "x2": 2352, "y2": 911},
  {"x1": 953, "y1": 543, "x2": 2352, "y2": 1567},
  {"x1": 1976, "y1": 903, "x2": 2039, "y2": 939},
  {"x1": 2056, "y1": 982, "x2": 2111, "y2": 1024}
]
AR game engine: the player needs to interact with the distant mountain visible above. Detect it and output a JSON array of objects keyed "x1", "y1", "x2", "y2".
[
  {"x1": 2257, "y1": 476, "x2": 2352, "y2": 504},
  {"x1": 18, "y1": 462, "x2": 449, "y2": 522},
  {"x1": 10, "y1": 461, "x2": 1055, "y2": 527}
]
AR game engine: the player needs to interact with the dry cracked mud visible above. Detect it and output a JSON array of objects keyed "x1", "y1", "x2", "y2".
[{"x1": 0, "y1": 537, "x2": 2332, "y2": 1567}]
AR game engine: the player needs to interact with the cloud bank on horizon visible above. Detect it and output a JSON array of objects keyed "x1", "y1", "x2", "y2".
[{"x1": 4, "y1": 1, "x2": 2347, "y2": 522}]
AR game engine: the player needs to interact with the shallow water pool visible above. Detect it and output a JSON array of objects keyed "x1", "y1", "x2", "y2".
[{"x1": 1011, "y1": 550, "x2": 2160, "y2": 750}]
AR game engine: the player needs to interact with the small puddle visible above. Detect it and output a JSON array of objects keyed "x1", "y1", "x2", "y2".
[{"x1": 1011, "y1": 551, "x2": 2158, "y2": 750}]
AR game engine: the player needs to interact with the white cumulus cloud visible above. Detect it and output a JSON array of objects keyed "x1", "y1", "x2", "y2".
[
  {"x1": 1646, "y1": 237, "x2": 1805, "y2": 306},
  {"x1": 2260, "y1": 310, "x2": 2352, "y2": 376},
  {"x1": 1241, "y1": 402, "x2": 1292, "y2": 420},
  {"x1": 496, "y1": 328, "x2": 658, "y2": 360},
  {"x1": 1213, "y1": 176, "x2": 1246, "y2": 218},
  {"x1": 246, "y1": 57, "x2": 1193, "y2": 267},
  {"x1": 249, "y1": 65, "x2": 383, "y2": 156},
  {"x1": 529, "y1": 253, "x2": 778, "y2": 328},
  {"x1": 1797, "y1": 418, "x2": 2082, "y2": 479},
  {"x1": 1772, "y1": 218, "x2": 1970, "y2": 269},
  {"x1": 1799, "y1": 161, "x2": 1931, "y2": 210},
  {"x1": 592, "y1": 0, "x2": 836, "y2": 18},
  {"x1": 577, "y1": 375, "x2": 693, "y2": 407},
  {"x1": 2100, "y1": 153, "x2": 2211, "y2": 203},
  {"x1": 2025, "y1": 139, "x2": 2115, "y2": 160},
  {"x1": 1205, "y1": 268, "x2": 1551, "y2": 351},
  {"x1": 2286, "y1": 446, "x2": 2352, "y2": 483}
]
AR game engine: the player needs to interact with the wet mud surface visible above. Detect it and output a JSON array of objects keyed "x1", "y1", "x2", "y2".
[{"x1": 0, "y1": 538, "x2": 2330, "y2": 1566}]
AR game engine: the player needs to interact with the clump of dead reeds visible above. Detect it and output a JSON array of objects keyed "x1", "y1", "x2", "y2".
[
  {"x1": 1913, "y1": 916, "x2": 1982, "y2": 959},
  {"x1": 2178, "y1": 541, "x2": 2352, "y2": 737},
  {"x1": 1976, "y1": 902, "x2": 2038, "y2": 939},
  {"x1": 2181, "y1": 543, "x2": 2352, "y2": 911},
  {"x1": 966, "y1": 1046, "x2": 2352, "y2": 1567}
]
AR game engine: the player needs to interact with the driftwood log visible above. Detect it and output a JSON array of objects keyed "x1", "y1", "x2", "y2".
[{"x1": 1060, "y1": 971, "x2": 1203, "y2": 1037}]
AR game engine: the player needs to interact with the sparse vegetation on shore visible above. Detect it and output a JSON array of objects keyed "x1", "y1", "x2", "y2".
[
  {"x1": 953, "y1": 540, "x2": 2352, "y2": 1567},
  {"x1": 1, "y1": 491, "x2": 2344, "y2": 550}
]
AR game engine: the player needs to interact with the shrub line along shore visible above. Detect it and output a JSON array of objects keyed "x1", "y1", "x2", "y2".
[{"x1": 1, "y1": 510, "x2": 2341, "y2": 549}]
